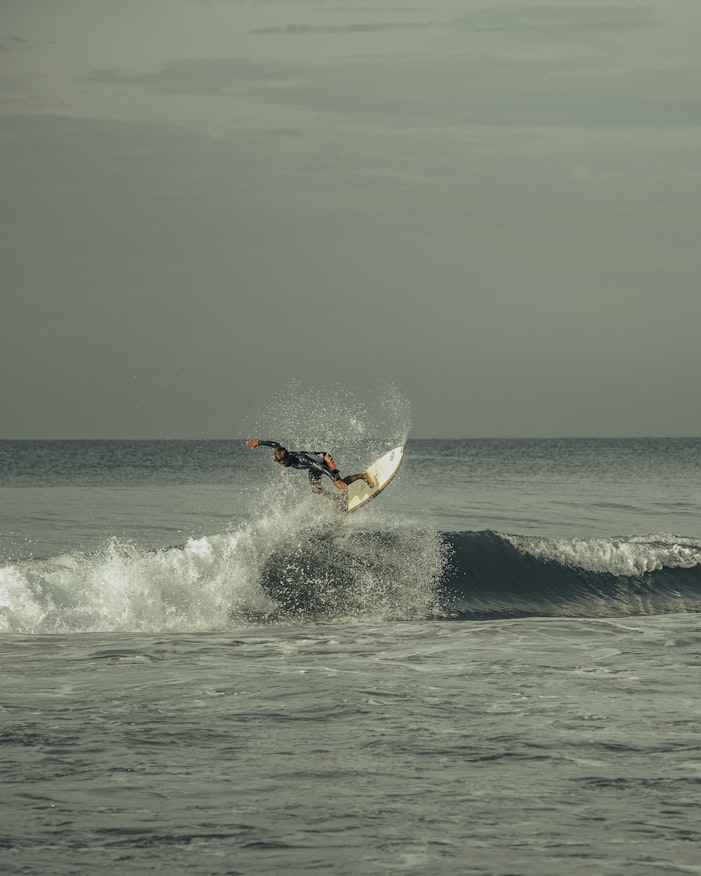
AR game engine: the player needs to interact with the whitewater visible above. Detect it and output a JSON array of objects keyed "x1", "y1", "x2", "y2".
[{"x1": 1, "y1": 425, "x2": 700, "y2": 873}]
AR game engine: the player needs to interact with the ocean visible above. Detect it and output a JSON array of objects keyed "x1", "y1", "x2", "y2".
[{"x1": 1, "y1": 437, "x2": 700, "y2": 875}]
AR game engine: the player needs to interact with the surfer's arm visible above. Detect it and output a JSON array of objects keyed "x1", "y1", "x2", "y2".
[{"x1": 245, "y1": 439, "x2": 281, "y2": 449}]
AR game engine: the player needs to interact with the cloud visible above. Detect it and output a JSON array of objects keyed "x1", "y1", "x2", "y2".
[
  {"x1": 0, "y1": 35, "x2": 29, "y2": 51},
  {"x1": 85, "y1": 57, "x2": 307, "y2": 95},
  {"x1": 461, "y1": 4, "x2": 657, "y2": 35},
  {"x1": 249, "y1": 21, "x2": 435, "y2": 35},
  {"x1": 83, "y1": 47, "x2": 701, "y2": 133}
]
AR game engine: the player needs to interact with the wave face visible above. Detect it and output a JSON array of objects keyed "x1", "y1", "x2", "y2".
[
  {"x1": 442, "y1": 531, "x2": 701, "y2": 620},
  {"x1": 2, "y1": 516, "x2": 700, "y2": 634}
]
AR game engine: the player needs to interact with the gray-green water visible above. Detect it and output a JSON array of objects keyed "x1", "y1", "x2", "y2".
[{"x1": 1, "y1": 439, "x2": 700, "y2": 874}]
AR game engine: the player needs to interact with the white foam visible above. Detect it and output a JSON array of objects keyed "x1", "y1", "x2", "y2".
[
  {"x1": 0, "y1": 501, "x2": 447, "y2": 634},
  {"x1": 507, "y1": 533, "x2": 701, "y2": 576}
]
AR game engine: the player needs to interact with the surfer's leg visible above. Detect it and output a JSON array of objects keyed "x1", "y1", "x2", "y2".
[
  {"x1": 323, "y1": 452, "x2": 339, "y2": 474},
  {"x1": 341, "y1": 471, "x2": 376, "y2": 489}
]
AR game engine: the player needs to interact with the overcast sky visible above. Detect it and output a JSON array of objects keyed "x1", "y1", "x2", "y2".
[{"x1": 2, "y1": 0, "x2": 700, "y2": 438}]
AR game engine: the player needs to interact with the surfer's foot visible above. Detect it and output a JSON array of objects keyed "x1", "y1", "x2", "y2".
[
  {"x1": 362, "y1": 472, "x2": 375, "y2": 488},
  {"x1": 334, "y1": 479, "x2": 348, "y2": 491}
]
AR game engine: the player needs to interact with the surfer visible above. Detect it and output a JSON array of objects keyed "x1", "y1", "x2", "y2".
[{"x1": 245, "y1": 439, "x2": 375, "y2": 493}]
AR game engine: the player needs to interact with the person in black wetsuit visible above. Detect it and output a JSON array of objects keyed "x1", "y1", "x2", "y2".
[{"x1": 245, "y1": 438, "x2": 375, "y2": 494}]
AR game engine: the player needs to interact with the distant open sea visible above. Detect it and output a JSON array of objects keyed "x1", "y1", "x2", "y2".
[{"x1": 1, "y1": 437, "x2": 700, "y2": 875}]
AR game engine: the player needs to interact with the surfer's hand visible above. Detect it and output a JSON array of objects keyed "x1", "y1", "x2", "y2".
[
  {"x1": 334, "y1": 479, "x2": 348, "y2": 491},
  {"x1": 246, "y1": 438, "x2": 259, "y2": 448}
]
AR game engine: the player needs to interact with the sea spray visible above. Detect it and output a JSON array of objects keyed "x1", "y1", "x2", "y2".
[
  {"x1": 259, "y1": 513, "x2": 448, "y2": 621},
  {"x1": 0, "y1": 495, "x2": 449, "y2": 633},
  {"x1": 245, "y1": 379, "x2": 412, "y2": 465}
]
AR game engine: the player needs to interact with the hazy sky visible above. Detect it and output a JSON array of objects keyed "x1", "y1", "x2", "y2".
[{"x1": 2, "y1": 0, "x2": 700, "y2": 438}]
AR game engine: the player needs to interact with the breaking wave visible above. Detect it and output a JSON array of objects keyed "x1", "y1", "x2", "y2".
[
  {"x1": 443, "y1": 530, "x2": 701, "y2": 619},
  {"x1": 2, "y1": 517, "x2": 700, "y2": 634},
  {"x1": 0, "y1": 505, "x2": 446, "y2": 634}
]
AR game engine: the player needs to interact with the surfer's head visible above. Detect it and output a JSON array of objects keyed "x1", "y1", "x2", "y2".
[{"x1": 273, "y1": 447, "x2": 290, "y2": 466}]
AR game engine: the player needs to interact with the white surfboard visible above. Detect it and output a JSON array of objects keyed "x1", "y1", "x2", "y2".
[{"x1": 345, "y1": 445, "x2": 404, "y2": 513}]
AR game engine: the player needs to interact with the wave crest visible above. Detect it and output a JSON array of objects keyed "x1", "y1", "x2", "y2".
[{"x1": 444, "y1": 530, "x2": 701, "y2": 619}]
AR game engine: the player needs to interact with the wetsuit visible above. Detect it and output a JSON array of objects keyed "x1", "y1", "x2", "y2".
[{"x1": 255, "y1": 440, "x2": 341, "y2": 485}]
